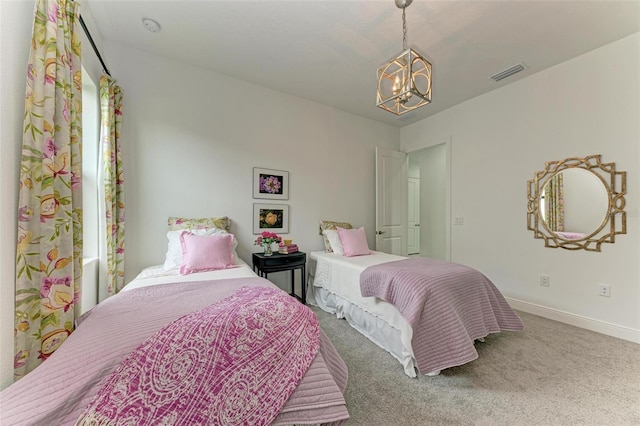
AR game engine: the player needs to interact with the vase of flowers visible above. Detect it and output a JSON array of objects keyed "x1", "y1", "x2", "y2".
[{"x1": 255, "y1": 231, "x2": 281, "y2": 256}]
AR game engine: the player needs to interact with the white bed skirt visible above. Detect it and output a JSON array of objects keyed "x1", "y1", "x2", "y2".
[{"x1": 307, "y1": 274, "x2": 418, "y2": 378}]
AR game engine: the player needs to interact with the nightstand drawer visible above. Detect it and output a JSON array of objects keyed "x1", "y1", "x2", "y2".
[{"x1": 262, "y1": 255, "x2": 305, "y2": 268}]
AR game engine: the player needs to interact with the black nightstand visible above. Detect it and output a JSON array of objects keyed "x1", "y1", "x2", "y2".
[{"x1": 252, "y1": 251, "x2": 306, "y2": 304}]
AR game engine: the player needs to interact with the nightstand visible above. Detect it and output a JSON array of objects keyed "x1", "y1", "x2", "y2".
[{"x1": 252, "y1": 251, "x2": 306, "y2": 304}]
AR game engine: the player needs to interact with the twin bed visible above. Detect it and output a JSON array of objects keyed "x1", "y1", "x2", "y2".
[
  {"x1": 0, "y1": 218, "x2": 350, "y2": 425},
  {"x1": 309, "y1": 221, "x2": 524, "y2": 378}
]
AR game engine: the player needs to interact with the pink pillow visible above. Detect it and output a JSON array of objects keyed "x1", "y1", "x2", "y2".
[
  {"x1": 179, "y1": 232, "x2": 235, "y2": 275},
  {"x1": 337, "y1": 226, "x2": 371, "y2": 257}
]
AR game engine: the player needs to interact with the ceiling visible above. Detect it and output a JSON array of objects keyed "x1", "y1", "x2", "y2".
[{"x1": 85, "y1": 0, "x2": 640, "y2": 127}]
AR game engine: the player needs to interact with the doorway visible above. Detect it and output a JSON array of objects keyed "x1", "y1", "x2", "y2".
[{"x1": 407, "y1": 142, "x2": 449, "y2": 260}]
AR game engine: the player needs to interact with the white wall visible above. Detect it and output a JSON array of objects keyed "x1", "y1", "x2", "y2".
[
  {"x1": 102, "y1": 42, "x2": 400, "y2": 286},
  {"x1": 401, "y1": 33, "x2": 640, "y2": 341}
]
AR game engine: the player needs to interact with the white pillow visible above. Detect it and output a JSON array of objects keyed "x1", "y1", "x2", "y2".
[
  {"x1": 163, "y1": 228, "x2": 238, "y2": 271},
  {"x1": 323, "y1": 229, "x2": 344, "y2": 256}
]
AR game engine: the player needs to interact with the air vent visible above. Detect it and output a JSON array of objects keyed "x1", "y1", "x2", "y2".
[{"x1": 490, "y1": 63, "x2": 525, "y2": 82}]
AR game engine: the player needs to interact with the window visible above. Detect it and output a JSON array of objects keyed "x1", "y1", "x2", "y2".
[{"x1": 81, "y1": 66, "x2": 100, "y2": 313}]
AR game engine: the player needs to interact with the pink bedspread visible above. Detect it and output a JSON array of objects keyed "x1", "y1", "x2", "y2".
[
  {"x1": 0, "y1": 278, "x2": 349, "y2": 425},
  {"x1": 78, "y1": 287, "x2": 319, "y2": 425},
  {"x1": 360, "y1": 257, "x2": 524, "y2": 375}
]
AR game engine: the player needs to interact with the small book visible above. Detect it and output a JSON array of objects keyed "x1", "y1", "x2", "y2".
[{"x1": 279, "y1": 244, "x2": 299, "y2": 254}]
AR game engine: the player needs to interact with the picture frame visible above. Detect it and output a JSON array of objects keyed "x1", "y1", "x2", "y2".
[
  {"x1": 253, "y1": 167, "x2": 289, "y2": 200},
  {"x1": 253, "y1": 203, "x2": 289, "y2": 234}
]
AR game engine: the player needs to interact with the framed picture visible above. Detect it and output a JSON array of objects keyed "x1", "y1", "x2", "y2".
[
  {"x1": 253, "y1": 203, "x2": 289, "y2": 234},
  {"x1": 253, "y1": 167, "x2": 289, "y2": 200}
]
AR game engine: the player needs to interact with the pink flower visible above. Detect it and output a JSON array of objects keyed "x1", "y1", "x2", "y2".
[
  {"x1": 41, "y1": 276, "x2": 71, "y2": 298},
  {"x1": 255, "y1": 232, "x2": 281, "y2": 246},
  {"x1": 18, "y1": 206, "x2": 32, "y2": 222},
  {"x1": 48, "y1": 2, "x2": 59, "y2": 23},
  {"x1": 41, "y1": 277, "x2": 74, "y2": 314},
  {"x1": 14, "y1": 350, "x2": 29, "y2": 369},
  {"x1": 43, "y1": 137, "x2": 56, "y2": 158},
  {"x1": 62, "y1": 99, "x2": 69, "y2": 123},
  {"x1": 71, "y1": 172, "x2": 81, "y2": 190},
  {"x1": 259, "y1": 176, "x2": 282, "y2": 194}
]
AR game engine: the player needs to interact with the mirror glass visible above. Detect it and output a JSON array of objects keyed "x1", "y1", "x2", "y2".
[{"x1": 539, "y1": 168, "x2": 609, "y2": 240}]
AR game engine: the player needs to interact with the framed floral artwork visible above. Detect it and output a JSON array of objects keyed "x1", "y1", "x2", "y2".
[
  {"x1": 253, "y1": 203, "x2": 289, "y2": 234},
  {"x1": 253, "y1": 167, "x2": 289, "y2": 200}
]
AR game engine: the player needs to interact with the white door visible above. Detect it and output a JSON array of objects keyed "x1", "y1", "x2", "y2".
[
  {"x1": 408, "y1": 177, "x2": 420, "y2": 255},
  {"x1": 375, "y1": 147, "x2": 408, "y2": 256}
]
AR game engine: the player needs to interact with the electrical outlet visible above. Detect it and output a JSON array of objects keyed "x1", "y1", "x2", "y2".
[
  {"x1": 598, "y1": 284, "x2": 611, "y2": 297},
  {"x1": 539, "y1": 275, "x2": 550, "y2": 287}
]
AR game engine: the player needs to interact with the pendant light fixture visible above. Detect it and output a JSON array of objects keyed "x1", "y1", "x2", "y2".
[{"x1": 377, "y1": 0, "x2": 432, "y2": 115}]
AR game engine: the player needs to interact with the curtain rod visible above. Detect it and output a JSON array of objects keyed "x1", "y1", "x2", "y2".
[{"x1": 79, "y1": 14, "x2": 111, "y2": 77}]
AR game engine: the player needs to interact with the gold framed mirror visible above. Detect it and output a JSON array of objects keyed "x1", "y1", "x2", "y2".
[{"x1": 527, "y1": 155, "x2": 626, "y2": 251}]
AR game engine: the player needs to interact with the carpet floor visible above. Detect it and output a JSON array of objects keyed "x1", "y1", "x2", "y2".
[{"x1": 312, "y1": 307, "x2": 640, "y2": 426}]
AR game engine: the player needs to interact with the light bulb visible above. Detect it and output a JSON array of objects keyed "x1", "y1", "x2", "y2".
[{"x1": 392, "y1": 75, "x2": 401, "y2": 95}]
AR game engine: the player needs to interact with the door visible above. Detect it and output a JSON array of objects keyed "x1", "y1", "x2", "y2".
[
  {"x1": 375, "y1": 147, "x2": 408, "y2": 256},
  {"x1": 407, "y1": 177, "x2": 420, "y2": 255}
]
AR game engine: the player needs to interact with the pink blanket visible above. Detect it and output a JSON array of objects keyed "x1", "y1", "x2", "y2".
[
  {"x1": 0, "y1": 278, "x2": 349, "y2": 425},
  {"x1": 360, "y1": 258, "x2": 524, "y2": 375},
  {"x1": 78, "y1": 287, "x2": 319, "y2": 425}
]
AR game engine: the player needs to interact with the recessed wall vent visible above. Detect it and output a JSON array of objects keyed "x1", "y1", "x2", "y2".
[{"x1": 490, "y1": 63, "x2": 525, "y2": 82}]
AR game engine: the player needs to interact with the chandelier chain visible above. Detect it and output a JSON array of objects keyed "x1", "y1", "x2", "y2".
[{"x1": 402, "y1": 7, "x2": 408, "y2": 51}]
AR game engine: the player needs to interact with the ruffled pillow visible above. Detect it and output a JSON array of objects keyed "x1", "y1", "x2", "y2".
[{"x1": 163, "y1": 228, "x2": 234, "y2": 271}]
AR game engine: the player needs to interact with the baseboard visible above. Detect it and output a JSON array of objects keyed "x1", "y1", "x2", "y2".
[{"x1": 505, "y1": 297, "x2": 640, "y2": 344}]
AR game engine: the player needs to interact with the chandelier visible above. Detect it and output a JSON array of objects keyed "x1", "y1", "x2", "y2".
[{"x1": 377, "y1": 0, "x2": 432, "y2": 115}]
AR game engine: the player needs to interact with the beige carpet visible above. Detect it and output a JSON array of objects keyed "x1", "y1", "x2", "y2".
[{"x1": 312, "y1": 307, "x2": 640, "y2": 426}]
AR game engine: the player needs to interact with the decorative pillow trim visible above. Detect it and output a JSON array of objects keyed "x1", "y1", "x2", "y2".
[{"x1": 168, "y1": 216, "x2": 231, "y2": 232}]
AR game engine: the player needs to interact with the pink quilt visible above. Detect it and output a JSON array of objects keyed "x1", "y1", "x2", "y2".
[
  {"x1": 360, "y1": 257, "x2": 524, "y2": 375},
  {"x1": 78, "y1": 287, "x2": 319, "y2": 425},
  {"x1": 0, "y1": 278, "x2": 349, "y2": 425}
]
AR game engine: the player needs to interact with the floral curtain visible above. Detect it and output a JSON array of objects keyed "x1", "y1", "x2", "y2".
[
  {"x1": 544, "y1": 173, "x2": 565, "y2": 232},
  {"x1": 14, "y1": 0, "x2": 82, "y2": 380},
  {"x1": 100, "y1": 75, "x2": 125, "y2": 295}
]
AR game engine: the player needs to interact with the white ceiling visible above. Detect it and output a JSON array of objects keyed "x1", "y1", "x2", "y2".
[{"x1": 85, "y1": 0, "x2": 640, "y2": 127}]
